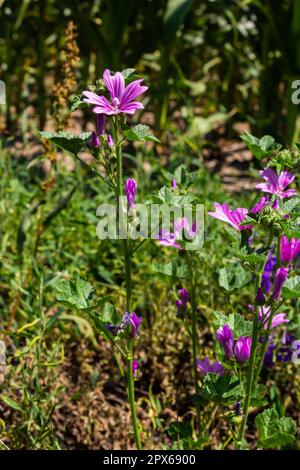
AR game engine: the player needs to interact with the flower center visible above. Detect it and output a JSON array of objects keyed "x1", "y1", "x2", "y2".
[{"x1": 112, "y1": 97, "x2": 120, "y2": 108}]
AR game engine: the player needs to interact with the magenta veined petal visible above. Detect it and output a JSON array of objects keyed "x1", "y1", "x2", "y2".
[
  {"x1": 121, "y1": 80, "x2": 148, "y2": 106},
  {"x1": 103, "y1": 69, "x2": 125, "y2": 101}
]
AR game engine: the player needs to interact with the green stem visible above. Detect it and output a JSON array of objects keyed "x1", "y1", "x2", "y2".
[
  {"x1": 114, "y1": 118, "x2": 142, "y2": 450},
  {"x1": 127, "y1": 342, "x2": 142, "y2": 450},
  {"x1": 236, "y1": 244, "x2": 273, "y2": 449},
  {"x1": 186, "y1": 252, "x2": 201, "y2": 430},
  {"x1": 236, "y1": 303, "x2": 260, "y2": 449}
]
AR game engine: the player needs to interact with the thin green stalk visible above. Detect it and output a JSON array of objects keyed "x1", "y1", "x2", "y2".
[
  {"x1": 186, "y1": 253, "x2": 201, "y2": 430},
  {"x1": 236, "y1": 243, "x2": 273, "y2": 449},
  {"x1": 236, "y1": 303, "x2": 260, "y2": 449},
  {"x1": 114, "y1": 117, "x2": 142, "y2": 450}
]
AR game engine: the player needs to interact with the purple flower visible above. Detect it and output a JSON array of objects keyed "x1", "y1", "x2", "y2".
[
  {"x1": 234, "y1": 336, "x2": 252, "y2": 363},
  {"x1": 271, "y1": 267, "x2": 289, "y2": 301},
  {"x1": 125, "y1": 178, "x2": 137, "y2": 209},
  {"x1": 132, "y1": 359, "x2": 139, "y2": 376},
  {"x1": 256, "y1": 168, "x2": 296, "y2": 199},
  {"x1": 255, "y1": 287, "x2": 266, "y2": 305},
  {"x1": 91, "y1": 131, "x2": 101, "y2": 148},
  {"x1": 106, "y1": 312, "x2": 131, "y2": 336},
  {"x1": 157, "y1": 230, "x2": 182, "y2": 250},
  {"x1": 264, "y1": 343, "x2": 276, "y2": 368},
  {"x1": 171, "y1": 178, "x2": 177, "y2": 189},
  {"x1": 208, "y1": 203, "x2": 251, "y2": 231},
  {"x1": 82, "y1": 69, "x2": 148, "y2": 116},
  {"x1": 216, "y1": 324, "x2": 234, "y2": 359},
  {"x1": 96, "y1": 114, "x2": 106, "y2": 135},
  {"x1": 130, "y1": 312, "x2": 142, "y2": 337},
  {"x1": 196, "y1": 357, "x2": 224, "y2": 376},
  {"x1": 107, "y1": 134, "x2": 114, "y2": 148},
  {"x1": 261, "y1": 249, "x2": 277, "y2": 294},
  {"x1": 258, "y1": 306, "x2": 289, "y2": 330},
  {"x1": 280, "y1": 236, "x2": 300, "y2": 265},
  {"x1": 176, "y1": 288, "x2": 189, "y2": 314}
]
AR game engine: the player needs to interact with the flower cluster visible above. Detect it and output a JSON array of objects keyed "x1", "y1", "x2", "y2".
[
  {"x1": 216, "y1": 324, "x2": 252, "y2": 363},
  {"x1": 176, "y1": 288, "x2": 189, "y2": 315},
  {"x1": 106, "y1": 312, "x2": 142, "y2": 337}
]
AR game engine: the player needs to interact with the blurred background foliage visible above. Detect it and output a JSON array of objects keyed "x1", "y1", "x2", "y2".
[{"x1": 0, "y1": 0, "x2": 300, "y2": 142}]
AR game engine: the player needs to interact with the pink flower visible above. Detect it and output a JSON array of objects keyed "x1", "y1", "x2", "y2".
[
  {"x1": 258, "y1": 306, "x2": 289, "y2": 329},
  {"x1": 130, "y1": 312, "x2": 142, "y2": 337},
  {"x1": 272, "y1": 267, "x2": 289, "y2": 301},
  {"x1": 216, "y1": 324, "x2": 234, "y2": 359},
  {"x1": 157, "y1": 217, "x2": 196, "y2": 250},
  {"x1": 132, "y1": 359, "x2": 139, "y2": 376},
  {"x1": 197, "y1": 357, "x2": 224, "y2": 376},
  {"x1": 125, "y1": 178, "x2": 137, "y2": 209},
  {"x1": 82, "y1": 69, "x2": 148, "y2": 115},
  {"x1": 280, "y1": 236, "x2": 300, "y2": 265},
  {"x1": 208, "y1": 202, "x2": 250, "y2": 231},
  {"x1": 234, "y1": 336, "x2": 252, "y2": 363},
  {"x1": 256, "y1": 168, "x2": 296, "y2": 199}
]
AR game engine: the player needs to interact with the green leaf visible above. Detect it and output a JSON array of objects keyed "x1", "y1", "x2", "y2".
[
  {"x1": 214, "y1": 312, "x2": 253, "y2": 338},
  {"x1": 251, "y1": 384, "x2": 268, "y2": 407},
  {"x1": 153, "y1": 261, "x2": 187, "y2": 279},
  {"x1": 148, "y1": 186, "x2": 196, "y2": 206},
  {"x1": 1, "y1": 395, "x2": 23, "y2": 412},
  {"x1": 164, "y1": 0, "x2": 193, "y2": 41},
  {"x1": 121, "y1": 68, "x2": 136, "y2": 80},
  {"x1": 255, "y1": 408, "x2": 296, "y2": 448},
  {"x1": 123, "y1": 124, "x2": 160, "y2": 143},
  {"x1": 202, "y1": 373, "x2": 243, "y2": 405},
  {"x1": 282, "y1": 276, "x2": 300, "y2": 299},
  {"x1": 56, "y1": 277, "x2": 93, "y2": 309},
  {"x1": 69, "y1": 95, "x2": 87, "y2": 112},
  {"x1": 218, "y1": 264, "x2": 252, "y2": 292},
  {"x1": 241, "y1": 132, "x2": 281, "y2": 159},
  {"x1": 40, "y1": 131, "x2": 92, "y2": 155}
]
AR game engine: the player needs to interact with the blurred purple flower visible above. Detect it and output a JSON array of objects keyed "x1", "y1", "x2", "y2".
[
  {"x1": 132, "y1": 359, "x2": 139, "y2": 376},
  {"x1": 250, "y1": 195, "x2": 279, "y2": 214},
  {"x1": 83, "y1": 69, "x2": 148, "y2": 115},
  {"x1": 234, "y1": 336, "x2": 252, "y2": 363},
  {"x1": 258, "y1": 306, "x2": 289, "y2": 330},
  {"x1": 176, "y1": 288, "x2": 189, "y2": 315},
  {"x1": 280, "y1": 236, "x2": 300, "y2": 265},
  {"x1": 197, "y1": 357, "x2": 224, "y2": 376},
  {"x1": 96, "y1": 114, "x2": 106, "y2": 135},
  {"x1": 130, "y1": 312, "x2": 142, "y2": 337},
  {"x1": 216, "y1": 324, "x2": 234, "y2": 359},
  {"x1": 255, "y1": 287, "x2": 266, "y2": 305},
  {"x1": 171, "y1": 178, "x2": 177, "y2": 189},
  {"x1": 272, "y1": 267, "x2": 289, "y2": 301},
  {"x1": 107, "y1": 134, "x2": 114, "y2": 148},
  {"x1": 256, "y1": 168, "x2": 296, "y2": 199},
  {"x1": 261, "y1": 249, "x2": 276, "y2": 294},
  {"x1": 91, "y1": 131, "x2": 101, "y2": 148},
  {"x1": 125, "y1": 178, "x2": 137, "y2": 209},
  {"x1": 208, "y1": 202, "x2": 251, "y2": 231}
]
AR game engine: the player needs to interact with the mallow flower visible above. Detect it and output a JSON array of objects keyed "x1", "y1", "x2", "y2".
[
  {"x1": 256, "y1": 168, "x2": 296, "y2": 199},
  {"x1": 176, "y1": 288, "x2": 189, "y2": 315},
  {"x1": 234, "y1": 336, "x2": 252, "y2": 363},
  {"x1": 157, "y1": 217, "x2": 196, "y2": 250},
  {"x1": 250, "y1": 195, "x2": 279, "y2": 214},
  {"x1": 271, "y1": 267, "x2": 289, "y2": 301},
  {"x1": 126, "y1": 178, "x2": 137, "y2": 209},
  {"x1": 132, "y1": 359, "x2": 139, "y2": 376},
  {"x1": 197, "y1": 357, "x2": 224, "y2": 376},
  {"x1": 280, "y1": 236, "x2": 300, "y2": 265},
  {"x1": 83, "y1": 69, "x2": 148, "y2": 115},
  {"x1": 216, "y1": 324, "x2": 234, "y2": 359},
  {"x1": 130, "y1": 312, "x2": 142, "y2": 337},
  {"x1": 261, "y1": 249, "x2": 276, "y2": 294},
  {"x1": 208, "y1": 203, "x2": 250, "y2": 231},
  {"x1": 257, "y1": 306, "x2": 289, "y2": 330}
]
